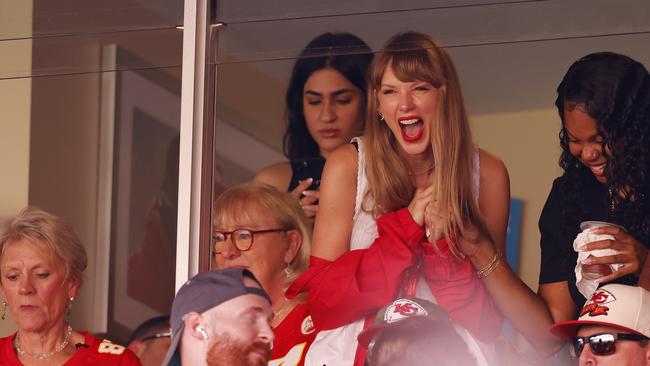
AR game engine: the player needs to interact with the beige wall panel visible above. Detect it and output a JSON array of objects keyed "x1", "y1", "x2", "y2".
[
  {"x1": 28, "y1": 69, "x2": 101, "y2": 335},
  {"x1": 0, "y1": 0, "x2": 32, "y2": 338},
  {"x1": 471, "y1": 108, "x2": 563, "y2": 290}
]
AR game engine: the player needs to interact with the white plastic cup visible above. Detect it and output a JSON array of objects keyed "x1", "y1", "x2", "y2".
[{"x1": 577, "y1": 221, "x2": 625, "y2": 278}]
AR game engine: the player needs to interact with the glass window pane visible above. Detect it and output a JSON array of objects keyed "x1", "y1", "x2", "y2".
[
  {"x1": 209, "y1": 0, "x2": 650, "y2": 292},
  {"x1": 0, "y1": 0, "x2": 183, "y2": 346}
]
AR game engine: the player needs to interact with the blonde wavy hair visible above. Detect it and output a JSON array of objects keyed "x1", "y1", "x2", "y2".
[
  {"x1": 0, "y1": 207, "x2": 88, "y2": 286},
  {"x1": 212, "y1": 182, "x2": 312, "y2": 286},
  {"x1": 365, "y1": 31, "x2": 491, "y2": 255}
]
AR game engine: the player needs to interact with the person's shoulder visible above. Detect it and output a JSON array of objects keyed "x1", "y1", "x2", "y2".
[
  {"x1": 0, "y1": 334, "x2": 21, "y2": 365},
  {"x1": 0, "y1": 334, "x2": 13, "y2": 344},
  {"x1": 477, "y1": 148, "x2": 509, "y2": 190},
  {"x1": 253, "y1": 161, "x2": 291, "y2": 191},
  {"x1": 546, "y1": 174, "x2": 570, "y2": 198},
  {"x1": 539, "y1": 175, "x2": 567, "y2": 230},
  {"x1": 477, "y1": 148, "x2": 508, "y2": 177},
  {"x1": 325, "y1": 144, "x2": 358, "y2": 173}
]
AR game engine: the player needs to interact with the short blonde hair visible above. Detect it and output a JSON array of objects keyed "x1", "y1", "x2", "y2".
[
  {"x1": 0, "y1": 207, "x2": 88, "y2": 285},
  {"x1": 212, "y1": 182, "x2": 312, "y2": 285}
]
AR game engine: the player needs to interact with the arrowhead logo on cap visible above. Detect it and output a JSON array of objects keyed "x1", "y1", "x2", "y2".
[
  {"x1": 580, "y1": 289, "x2": 616, "y2": 317},
  {"x1": 384, "y1": 299, "x2": 428, "y2": 324}
]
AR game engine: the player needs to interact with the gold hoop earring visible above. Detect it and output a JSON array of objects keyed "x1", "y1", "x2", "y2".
[{"x1": 2, "y1": 301, "x2": 6, "y2": 320}]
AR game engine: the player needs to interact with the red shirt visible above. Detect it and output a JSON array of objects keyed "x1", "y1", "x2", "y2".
[
  {"x1": 0, "y1": 332, "x2": 142, "y2": 366},
  {"x1": 269, "y1": 303, "x2": 317, "y2": 366}
]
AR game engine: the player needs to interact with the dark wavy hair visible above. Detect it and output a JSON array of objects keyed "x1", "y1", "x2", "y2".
[
  {"x1": 283, "y1": 32, "x2": 372, "y2": 159},
  {"x1": 555, "y1": 52, "x2": 650, "y2": 244}
]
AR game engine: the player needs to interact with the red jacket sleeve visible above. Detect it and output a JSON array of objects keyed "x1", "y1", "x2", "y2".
[
  {"x1": 421, "y1": 239, "x2": 502, "y2": 342},
  {"x1": 286, "y1": 208, "x2": 423, "y2": 330}
]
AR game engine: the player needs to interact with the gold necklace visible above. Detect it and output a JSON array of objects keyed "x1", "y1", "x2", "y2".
[
  {"x1": 608, "y1": 187, "x2": 616, "y2": 212},
  {"x1": 272, "y1": 300, "x2": 296, "y2": 327}
]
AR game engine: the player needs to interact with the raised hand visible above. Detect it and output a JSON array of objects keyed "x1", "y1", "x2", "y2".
[
  {"x1": 581, "y1": 226, "x2": 649, "y2": 283},
  {"x1": 290, "y1": 178, "x2": 320, "y2": 219},
  {"x1": 408, "y1": 185, "x2": 435, "y2": 226},
  {"x1": 423, "y1": 199, "x2": 446, "y2": 243}
]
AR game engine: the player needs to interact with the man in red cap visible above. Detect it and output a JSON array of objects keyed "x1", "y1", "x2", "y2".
[{"x1": 551, "y1": 284, "x2": 650, "y2": 365}]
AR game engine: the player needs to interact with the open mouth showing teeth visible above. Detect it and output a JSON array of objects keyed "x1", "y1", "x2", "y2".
[
  {"x1": 399, "y1": 118, "x2": 424, "y2": 141},
  {"x1": 588, "y1": 163, "x2": 606, "y2": 176}
]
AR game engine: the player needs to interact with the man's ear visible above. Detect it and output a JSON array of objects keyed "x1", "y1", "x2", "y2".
[
  {"x1": 284, "y1": 229, "x2": 302, "y2": 265},
  {"x1": 184, "y1": 312, "x2": 207, "y2": 341},
  {"x1": 127, "y1": 340, "x2": 145, "y2": 357}
]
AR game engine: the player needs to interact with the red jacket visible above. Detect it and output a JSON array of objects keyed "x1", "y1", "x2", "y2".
[{"x1": 287, "y1": 207, "x2": 501, "y2": 342}]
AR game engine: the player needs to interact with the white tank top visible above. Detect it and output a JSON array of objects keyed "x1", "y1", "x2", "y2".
[{"x1": 305, "y1": 137, "x2": 496, "y2": 366}]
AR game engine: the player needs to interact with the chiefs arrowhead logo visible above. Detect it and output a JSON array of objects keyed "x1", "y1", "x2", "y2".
[
  {"x1": 383, "y1": 299, "x2": 427, "y2": 324},
  {"x1": 301, "y1": 315, "x2": 315, "y2": 335},
  {"x1": 580, "y1": 289, "x2": 616, "y2": 317},
  {"x1": 590, "y1": 289, "x2": 616, "y2": 305}
]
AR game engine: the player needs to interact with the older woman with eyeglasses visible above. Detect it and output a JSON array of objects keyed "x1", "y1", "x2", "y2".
[
  {"x1": 0, "y1": 207, "x2": 141, "y2": 365},
  {"x1": 211, "y1": 182, "x2": 316, "y2": 366}
]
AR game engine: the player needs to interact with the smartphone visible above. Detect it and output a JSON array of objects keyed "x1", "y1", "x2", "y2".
[{"x1": 291, "y1": 157, "x2": 325, "y2": 191}]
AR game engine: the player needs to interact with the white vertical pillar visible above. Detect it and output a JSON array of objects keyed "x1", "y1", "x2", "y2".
[{"x1": 176, "y1": 0, "x2": 209, "y2": 290}]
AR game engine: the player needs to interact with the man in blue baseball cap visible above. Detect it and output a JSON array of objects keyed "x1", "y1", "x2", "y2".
[{"x1": 162, "y1": 268, "x2": 274, "y2": 366}]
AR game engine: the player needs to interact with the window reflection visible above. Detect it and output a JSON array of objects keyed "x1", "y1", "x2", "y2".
[{"x1": 0, "y1": 1, "x2": 184, "y2": 344}]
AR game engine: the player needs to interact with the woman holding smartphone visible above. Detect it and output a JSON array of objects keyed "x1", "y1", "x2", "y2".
[{"x1": 254, "y1": 32, "x2": 372, "y2": 219}]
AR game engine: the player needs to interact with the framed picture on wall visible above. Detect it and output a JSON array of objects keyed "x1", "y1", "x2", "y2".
[{"x1": 98, "y1": 44, "x2": 181, "y2": 343}]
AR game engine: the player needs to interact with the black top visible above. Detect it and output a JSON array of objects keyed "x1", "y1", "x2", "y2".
[
  {"x1": 287, "y1": 163, "x2": 303, "y2": 192},
  {"x1": 538, "y1": 173, "x2": 638, "y2": 308},
  {"x1": 288, "y1": 157, "x2": 326, "y2": 192}
]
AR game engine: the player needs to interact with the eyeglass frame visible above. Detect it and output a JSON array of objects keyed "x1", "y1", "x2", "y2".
[
  {"x1": 570, "y1": 332, "x2": 649, "y2": 357},
  {"x1": 138, "y1": 331, "x2": 172, "y2": 342},
  {"x1": 211, "y1": 227, "x2": 292, "y2": 255}
]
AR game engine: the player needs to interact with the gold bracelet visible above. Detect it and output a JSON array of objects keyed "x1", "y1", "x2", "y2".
[{"x1": 476, "y1": 249, "x2": 503, "y2": 279}]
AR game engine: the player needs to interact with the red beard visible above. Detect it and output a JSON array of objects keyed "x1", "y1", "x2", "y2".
[{"x1": 206, "y1": 332, "x2": 271, "y2": 366}]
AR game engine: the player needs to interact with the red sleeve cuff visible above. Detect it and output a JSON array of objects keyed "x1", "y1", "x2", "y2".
[{"x1": 377, "y1": 208, "x2": 425, "y2": 250}]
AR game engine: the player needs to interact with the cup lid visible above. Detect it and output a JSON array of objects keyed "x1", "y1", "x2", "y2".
[{"x1": 579, "y1": 221, "x2": 626, "y2": 232}]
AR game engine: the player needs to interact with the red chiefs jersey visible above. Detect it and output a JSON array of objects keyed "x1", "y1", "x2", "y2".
[
  {"x1": 269, "y1": 303, "x2": 317, "y2": 366},
  {"x1": 0, "y1": 332, "x2": 142, "y2": 366}
]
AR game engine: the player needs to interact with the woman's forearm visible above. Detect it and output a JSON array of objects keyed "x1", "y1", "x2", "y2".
[{"x1": 470, "y1": 244, "x2": 565, "y2": 357}]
